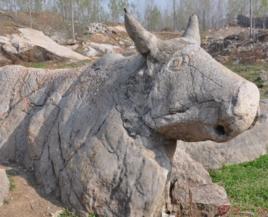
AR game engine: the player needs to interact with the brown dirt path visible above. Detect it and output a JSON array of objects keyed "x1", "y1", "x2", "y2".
[{"x1": 0, "y1": 165, "x2": 63, "y2": 217}]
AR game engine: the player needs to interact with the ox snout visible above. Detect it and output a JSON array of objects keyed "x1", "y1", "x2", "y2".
[{"x1": 215, "y1": 81, "x2": 260, "y2": 141}]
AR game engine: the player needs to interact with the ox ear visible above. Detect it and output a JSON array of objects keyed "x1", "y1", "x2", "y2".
[
  {"x1": 183, "y1": 14, "x2": 201, "y2": 45},
  {"x1": 124, "y1": 8, "x2": 160, "y2": 56}
]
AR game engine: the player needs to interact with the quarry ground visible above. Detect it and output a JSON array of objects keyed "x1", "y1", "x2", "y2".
[
  {"x1": 2, "y1": 156, "x2": 268, "y2": 217},
  {"x1": 0, "y1": 165, "x2": 63, "y2": 217}
]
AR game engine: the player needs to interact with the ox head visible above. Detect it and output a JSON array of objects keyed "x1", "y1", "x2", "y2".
[{"x1": 124, "y1": 10, "x2": 260, "y2": 142}]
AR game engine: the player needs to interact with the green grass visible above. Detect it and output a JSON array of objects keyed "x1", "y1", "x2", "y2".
[
  {"x1": 210, "y1": 154, "x2": 268, "y2": 214},
  {"x1": 58, "y1": 209, "x2": 98, "y2": 217},
  {"x1": 225, "y1": 63, "x2": 268, "y2": 98},
  {"x1": 6, "y1": 169, "x2": 17, "y2": 191},
  {"x1": 8, "y1": 175, "x2": 16, "y2": 191},
  {"x1": 58, "y1": 209, "x2": 78, "y2": 217},
  {"x1": 88, "y1": 214, "x2": 98, "y2": 217},
  {"x1": 28, "y1": 62, "x2": 48, "y2": 68}
]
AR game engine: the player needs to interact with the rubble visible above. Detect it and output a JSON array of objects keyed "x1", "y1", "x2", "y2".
[
  {"x1": 237, "y1": 14, "x2": 268, "y2": 29},
  {"x1": 203, "y1": 29, "x2": 268, "y2": 64},
  {"x1": 87, "y1": 23, "x2": 109, "y2": 34}
]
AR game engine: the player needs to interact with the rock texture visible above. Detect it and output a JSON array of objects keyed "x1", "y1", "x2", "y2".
[
  {"x1": 0, "y1": 12, "x2": 260, "y2": 217},
  {"x1": 0, "y1": 28, "x2": 88, "y2": 63},
  {"x1": 164, "y1": 149, "x2": 230, "y2": 217},
  {"x1": 178, "y1": 100, "x2": 268, "y2": 170},
  {"x1": 0, "y1": 168, "x2": 9, "y2": 207},
  {"x1": 83, "y1": 42, "x2": 123, "y2": 57}
]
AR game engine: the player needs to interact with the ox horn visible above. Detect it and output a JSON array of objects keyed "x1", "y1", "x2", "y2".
[
  {"x1": 183, "y1": 14, "x2": 201, "y2": 45},
  {"x1": 124, "y1": 8, "x2": 160, "y2": 56}
]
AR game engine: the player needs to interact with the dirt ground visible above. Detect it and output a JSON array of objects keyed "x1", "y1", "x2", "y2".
[
  {"x1": 204, "y1": 26, "x2": 249, "y2": 39},
  {"x1": 0, "y1": 165, "x2": 63, "y2": 217}
]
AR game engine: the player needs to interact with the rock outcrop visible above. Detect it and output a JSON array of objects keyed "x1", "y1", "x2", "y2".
[
  {"x1": 0, "y1": 28, "x2": 88, "y2": 64},
  {"x1": 165, "y1": 149, "x2": 230, "y2": 217},
  {"x1": 82, "y1": 42, "x2": 123, "y2": 57},
  {"x1": 0, "y1": 11, "x2": 260, "y2": 217}
]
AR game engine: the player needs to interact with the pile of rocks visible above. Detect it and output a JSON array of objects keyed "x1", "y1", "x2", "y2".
[
  {"x1": 87, "y1": 23, "x2": 109, "y2": 34},
  {"x1": 204, "y1": 30, "x2": 268, "y2": 64}
]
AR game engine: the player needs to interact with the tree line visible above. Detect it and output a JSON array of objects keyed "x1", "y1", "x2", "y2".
[{"x1": 0, "y1": 0, "x2": 268, "y2": 32}]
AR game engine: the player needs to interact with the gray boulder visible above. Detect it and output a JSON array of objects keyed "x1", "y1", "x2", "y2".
[
  {"x1": 0, "y1": 28, "x2": 88, "y2": 64},
  {"x1": 0, "y1": 168, "x2": 9, "y2": 207},
  {"x1": 164, "y1": 148, "x2": 230, "y2": 217},
  {"x1": 0, "y1": 11, "x2": 260, "y2": 217}
]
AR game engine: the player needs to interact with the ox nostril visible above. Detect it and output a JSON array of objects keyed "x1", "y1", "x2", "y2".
[{"x1": 215, "y1": 125, "x2": 226, "y2": 136}]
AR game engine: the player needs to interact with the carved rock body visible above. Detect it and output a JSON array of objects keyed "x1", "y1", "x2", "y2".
[
  {"x1": 0, "y1": 12, "x2": 260, "y2": 217},
  {"x1": 0, "y1": 59, "x2": 173, "y2": 217}
]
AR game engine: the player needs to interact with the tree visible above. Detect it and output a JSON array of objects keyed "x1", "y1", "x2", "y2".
[
  {"x1": 173, "y1": 0, "x2": 176, "y2": 31},
  {"x1": 227, "y1": 0, "x2": 247, "y2": 23},
  {"x1": 70, "y1": 0, "x2": 75, "y2": 40},
  {"x1": 255, "y1": 0, "x2": 268, "y2": 28},
  {"x1": 145, "y1": 0, "x2": 162, "y2": 31},
  {"x1": 108, "y1": 0, "x2": 128, "y2": 23},
  {"x1": 33, "y1": 0, "x2": 43, "y2": 12},
  {"x1": 29, "y1": 0, "x2": 33, "y2": 28},
  {"x1": 250, "y1": 0, "x2": 253, "y2": 38}
]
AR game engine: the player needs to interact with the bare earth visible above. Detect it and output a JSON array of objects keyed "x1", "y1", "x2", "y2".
[{"x1": 0, "y1": 165, "x2": 63, "y2": 217}]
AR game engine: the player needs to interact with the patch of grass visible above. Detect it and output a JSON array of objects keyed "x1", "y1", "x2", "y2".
[
  {"x1": 88, "y1": 214, "x2": 98, "y2": 217},
  {"x1": 8, "y1": 175, "x2": 16, "y2": 191},
  {"x1": 29, "y1": 62, "x2": 48, "y2": 68},
  {"x1": 225, "y1": 63, "x2": 268, "y2": 98},
  {"x1": 210, "y1": 154, "x2": 268, "y2": 214},
  {"x1": 6, "y1": 169, "x2": 17, "y2": 191},
  {"x1": 58, "y1": 209, "x2": 78, "y2": 217},
  {"x1": 58, "y1": 209, "x2": 98, "y2": 217}
]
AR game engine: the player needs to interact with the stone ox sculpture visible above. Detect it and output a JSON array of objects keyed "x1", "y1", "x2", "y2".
[{"x1": 0, "y1": 11, "x2": 260, "y2": 217}]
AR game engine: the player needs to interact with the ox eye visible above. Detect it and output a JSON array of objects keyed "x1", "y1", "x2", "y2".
[{"x1": 168, "y1": 58, "x2": 183, "y2": 71}]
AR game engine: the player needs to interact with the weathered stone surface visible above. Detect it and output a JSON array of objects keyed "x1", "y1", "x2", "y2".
[
  {"x1": 0, "y1": 28, "x2": 88, "y2": 64},
  {"x1": 178, "y1": 100, "x2": 268, "y2": 170},
  {"x1": 0, "y1": 168, "x2": 9, "y2": 207},
  {"x1": 82, "y1": 42, "x2": 123, "y2": 57},
  {"x1": 164, "y1": 149, "x2": 230, "y2": 217},
  {"x1": 0, "y1": 12, "x2": 260, "y2": 217}
]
